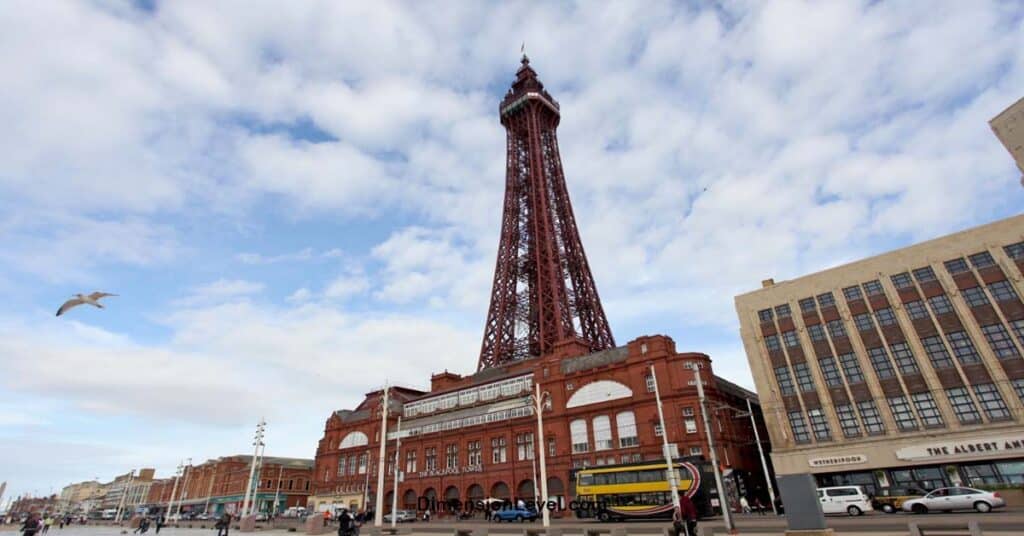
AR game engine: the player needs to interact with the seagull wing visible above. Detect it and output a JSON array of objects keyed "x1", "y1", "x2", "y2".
[
  {"x1": 88, "y1": 292, "x2": 118, "y2": 300},
  {"x1": 56, "y1": 298, "x2": 86, "y2": 317}
]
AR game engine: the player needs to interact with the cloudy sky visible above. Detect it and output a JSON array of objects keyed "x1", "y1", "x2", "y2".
[{"x1": 1, "y1": 0, "x2": 1023, "y2": 500}]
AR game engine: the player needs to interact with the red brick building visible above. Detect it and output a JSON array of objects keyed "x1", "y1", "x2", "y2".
[
  {"x1": 310, "y1": 335, "x2": 771, "y2": 516},
  {"x1": 144, "y1": 455, "x2": 313, "y2": 516},
  {"x1": 310, "y1": 57, "x2": 774, "y2": 518}
]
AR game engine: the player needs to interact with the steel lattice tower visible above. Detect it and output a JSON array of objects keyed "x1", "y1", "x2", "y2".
[{"x1": 477, "y1": 56, "x2": 615, "y2": 370}]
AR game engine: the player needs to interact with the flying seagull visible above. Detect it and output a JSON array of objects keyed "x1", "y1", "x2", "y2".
[{"x1": 56, "y1": 292, "x2": 118, "y2": 317}]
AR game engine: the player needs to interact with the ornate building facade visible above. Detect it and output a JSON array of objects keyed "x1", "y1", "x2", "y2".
[{"x1": 309, "y1": 58, "x2": 771, "y2": 516}]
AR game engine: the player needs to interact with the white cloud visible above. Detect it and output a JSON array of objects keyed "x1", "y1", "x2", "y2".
[
  {"x1": 287, "y1": 287, "x2": 312, "y2": 303},
  {"x1": 323, "y1": 273, "x2": 369, "y2": 300},
  {"x1": 173, "y1": 278, "x2": 264, "y2": 307},
  {"x1": 2, "y1": 0, "x2": 1024, "y2": 500},
  {"x1": 235, "y1": 247, "x2": 345, "y2": 264}
]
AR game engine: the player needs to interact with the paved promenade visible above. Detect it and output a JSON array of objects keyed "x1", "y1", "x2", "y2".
[{"x1": 3, "y1": 510, "x2": 1024, "y2": 536}]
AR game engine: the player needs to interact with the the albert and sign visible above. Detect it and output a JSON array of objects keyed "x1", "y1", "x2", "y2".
[{"x1": 896, "y1": 435, "x2": 1024, "y2": 461}]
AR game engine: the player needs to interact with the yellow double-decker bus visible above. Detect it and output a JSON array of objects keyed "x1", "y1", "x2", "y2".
[{"x1": 572, "y1": 460, "x2": 713, "y2": 521}]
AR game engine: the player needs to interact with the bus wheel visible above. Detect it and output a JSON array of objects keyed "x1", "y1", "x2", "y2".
[{"x1": 598, "y1": 512, "x2": 611, "y2": 522}]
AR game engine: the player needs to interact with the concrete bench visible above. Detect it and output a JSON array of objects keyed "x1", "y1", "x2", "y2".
[
  {"x1": 522, "y1": 529, "x2": 563, "y2": 536},
  {"x1": 661, "y1": 525, "x2": 706, "y2": 536},
  {"x1": 909, "y1": 521, "x2": 982, "y2": 536}
]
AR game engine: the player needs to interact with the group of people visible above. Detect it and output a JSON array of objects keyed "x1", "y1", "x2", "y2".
[
  {"x1": 738, "y1": 495, "x2": 770, "y2": 515},
  {"x1": 130, "y1": 515, "x2": 163, "y2": 534},
  {"x1": 17, "y1": 514, "x2": 82, "y2": 535},
  {"x1": 333, "y1": 508, "x2": 363, "y2": 536}
]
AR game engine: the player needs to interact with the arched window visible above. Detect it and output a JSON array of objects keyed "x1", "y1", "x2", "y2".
[
  {"x1": 566, "y1": 381, "x2": 633, "y2": 408},
  {"x1": 444, "y1": 486, "x2": 459, "y2": 501},
  {"x1": 616, "y1": 411, "x2": 638, "y2": 447},
  {"x1": 517, "y1": 479, "x2": 536, "y2": 498},
  {"x1": 570, "y1": 419, "x2": 589, "y2": 453},
  {"x1": 490, "y1": 481, "x2": 510, "y2": 499},
  {"x1": 466, "y1": 484, "x2": 484, "y2": 501},
  {"x1": 339, "y1": 431, "x2": 369, "y2": 449},
  {"x1": 402, "y1": 490, "x2": 417, "y2": 509},
  {"x1": 592, "y1": 415, "x2": 612, "y2": 451}
]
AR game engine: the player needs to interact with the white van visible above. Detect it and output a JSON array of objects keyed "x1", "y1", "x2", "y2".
[{"x1": 817, "y1": 486, "x2": 873, "y2": 516}]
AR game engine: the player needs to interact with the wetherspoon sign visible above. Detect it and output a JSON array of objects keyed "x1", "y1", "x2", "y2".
[
  {"x1": 809, "y1": 454, "x2": 867, "y2": 468},
  {"x1": 896, "y1": 435, "x2": 1024, "y2": 461}
]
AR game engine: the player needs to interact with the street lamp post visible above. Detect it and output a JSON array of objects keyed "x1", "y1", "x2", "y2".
[
  {"x1": 241, "y1": 418, "x2": 267, "y2": 518},
  {"x1": 694, "y1": 367, "x2": 734, "y2": 533},
  {"x1": 530, "y1": 383, "x2": 551, "y2": 528},
  {"x1": 272, "y1": 465, "x2": 284, "y2": 518},
  {"x1": 173, "y1": 458, "x2": 193, "y2": 521},
  {"x1": 744, "y1": 398, "x2": 777, "y2": 515},
  {"x1": 115, "y1": 470, "x2": 135, "y2": 524},
  {"x1": 166, "y1": 464, "x2": 181, "y2": 522},
  {"x1": 650, "y1": 365, "x2": 681, "y2": 515},
  {"x1": 391, "y1": 416, "x2": 402, "y2": 530},
  {"x1": 374, "y1": 384, "x2": 389, "y2": 527}
]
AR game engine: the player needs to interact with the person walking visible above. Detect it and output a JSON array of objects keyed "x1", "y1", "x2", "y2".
[
  {"x1": 42, "y1": 516, "x2": 52, "y2": 534},
  {"x1": 739, "y1": 495, "x2": 751, "y2": 514},
  {"x1": 671, "y1": 493, "x2": 698, "y2": 536},
  {"x1": 20, "y1": 514, "x2": 42, "y2": 536},
  {"x1": 154, "y1": 514, "x2": 165, "y2": 534},
  {"x1": 754, "y1": 497, "x2": 766, "y2": 515},
  {"x1": 216, "y1": 513, "x2": 232, "y2": 536},
  {"x1": 336, "y1": 509, "x2": 355, "y2": 536}
]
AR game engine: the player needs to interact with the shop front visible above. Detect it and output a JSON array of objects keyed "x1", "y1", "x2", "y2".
[
  {"x1": 813, "y1": 433, "x2": 1024, "y2": 503},
  {"x1": 209, "y1": 494, "x2": 289, "y2": 516}
]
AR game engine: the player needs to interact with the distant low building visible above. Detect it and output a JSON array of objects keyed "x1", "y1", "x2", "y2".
[
  {"x1": 143, "y1": 455, "x2": 313, "y2": 517},
  {"x1": 59, "y1": 480, "x2": 103, "y2": 513}
]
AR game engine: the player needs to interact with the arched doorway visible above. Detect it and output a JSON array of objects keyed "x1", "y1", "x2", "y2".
[
  {"x1": 490, "y1": 481, "x2": 510, "y2": 499},
  {"x1": 466, "y1": 483, "x2": 484, "y2": 507},
  {"x1": 402, "y1": 489, "x2": 417, "y2": 510},
  {"x1": 517, "y1": 479, "x2": 535, "y2": 499},
  {"x1": 547, "y1": 477, "x2": 564, "y2": 495},
  {"x1": 444, "y1": 486, "x2": 460, "y2": 514},
  {"x1": 547, "y1": 477, "x2": 566, "y2": 510}
]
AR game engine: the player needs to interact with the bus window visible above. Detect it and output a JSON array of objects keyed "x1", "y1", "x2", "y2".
[
  {"x1": 616, "y1": 471, "x2": 638, "y2": 484},
  {"x1": 579, "y1": 474, "x2": 594, "y2": 486},
  {"x1": 638, "y1": 470, "x2": 662, "y2": 482},
  {"x1": 594, "y1": 473, "x2": 610, "y2": 485}
]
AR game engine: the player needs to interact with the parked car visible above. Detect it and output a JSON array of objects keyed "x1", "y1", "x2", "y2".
[
  {"x1": 872, "y1": 487, "x2": 926, "y2": 513},
  {"x1": 902, "y1": 487, "x2": 1006, "y2": 514},
  {"x1": 817, "y1": 486, "x2": 873, "y2": 516},
  {"x1": 254, "y1": 513, "x2": 269, "y2": 522},
  {"x1": 491, "y1": 507, "x2": 538, "y2": 522},
  {"x1": 382, "y1": 510, "x2": 416, "y2": 523}
]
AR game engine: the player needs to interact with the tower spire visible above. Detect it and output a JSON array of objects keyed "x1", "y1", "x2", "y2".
[{"x1": 477, "y1": 58, "x2": 615, "y2": 370}]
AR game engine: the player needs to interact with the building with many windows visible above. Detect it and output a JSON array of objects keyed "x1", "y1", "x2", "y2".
[
  {"x1": 307, "y1": 58, "x2": 773, "y2": 518},
  {"x1": 144, "y1": 455, "x2": 313, "y2": 517},
  {"x1": 58, "y1": 480, "x2": 104, "y2": 514},
  {"x1": 736, "y1": 214, "x2": 1024, "y2": 503},
  {"x1": 991, "y1": 96, "x2": 1024, "y2": 177},
  {"x1": 309, "y1": 335, "x2": 771, "y2": 516}
]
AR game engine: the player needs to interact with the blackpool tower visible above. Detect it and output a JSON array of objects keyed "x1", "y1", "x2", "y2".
[{"x1": 477, "y1": 56, "x2": 615, "y2": 370}]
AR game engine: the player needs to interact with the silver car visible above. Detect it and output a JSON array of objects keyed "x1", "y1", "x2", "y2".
[
  {"x1": 382, "y1": 510, "x2": 416, "y2": 523},
  {"x1": 902, "y1": 487, "x2": 1006, "y2": 514}
]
